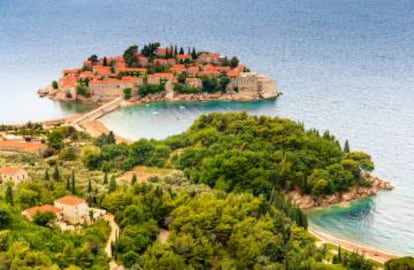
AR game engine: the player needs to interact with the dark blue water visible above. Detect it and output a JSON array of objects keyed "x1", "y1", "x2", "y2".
[{"x1": 1, "y1": 0, "x2": 413, "y2": 254}]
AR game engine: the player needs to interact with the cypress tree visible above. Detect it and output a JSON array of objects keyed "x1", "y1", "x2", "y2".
[
  {"x1": 131, "y1": 174, "x2": 137, "y2": 185},
  {"x1": 108, "y1": 176, "x2": 117, "y2": 192},
  {"x1": 103, "y1": 172, "x2": 108, "y2": 184},
  {"x1": 87, "y1": 179, "x2": 92, "y2": 193},
  {"x1": 338, "y1": 245, "x2": 342, "y2": 263},
  {"x1": 179, "y1": 47, "x2": 184, "y2": 55},
  {"x1": 174, "y1": 45, "x2": 178, "y2": 56},
  {"x1": 66, "y1": 177, "x2": 70, "y2": 190},
  {"x1": 103, "y1": 56, "x2": 108, "y2": 66},
  {"x1": 53, "y1": 165, "x2": 60, "y2": 181},
  {"x1": 71, "y1": 171, "x2": 76, "y2": 194},
  {"x1": 5, "y1": 185, "x2": 13, "y2": 206},
  {"x1": 344, "y1": 140, "x2": 350, "y2": 153},
  {"x1": 45, "y1": 169, "x2": 49, "y2": 181},
  {"x1": 191, "y1": 47, "x2": 197, "y2": 59}
]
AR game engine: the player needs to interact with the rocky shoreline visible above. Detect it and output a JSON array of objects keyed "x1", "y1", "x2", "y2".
[{"x1": 289, "y1": 172, "x2": 394, "y2": 209}]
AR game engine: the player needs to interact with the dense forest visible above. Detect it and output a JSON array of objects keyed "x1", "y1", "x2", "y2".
[
  {"x1": 0, "y1": 112, "x2": 403, "y2": 269},
  {"x1": 87, "y1": 112, "x2": 374, "y2": 198}
]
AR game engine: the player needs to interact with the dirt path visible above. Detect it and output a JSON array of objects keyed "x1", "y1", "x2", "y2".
[
  {"x1": 103, "y1": 213, "x2": 124, "y2": 270},
  {"x1": 158, "y1": 228, "x2": 170, "y2": 244},
  {"x1": 309, "y1": 226, "x2": 400, "y2": 264}
]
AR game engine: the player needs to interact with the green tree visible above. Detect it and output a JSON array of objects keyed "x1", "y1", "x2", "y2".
[
  {"x1": 104, "y1": 172, "x2": 109, "y2": 185},
  {"x1": 33, "y1": 212, "x2": 56, "y2": 227},
  {"x1": 230, "y1": 57, "x2": 239, "y2": 68},
  {"x1": 344, "y1": 140, "x2": 350, "y2": 153},
  {"x1": 47, "y1": 131, "x2": 64, "y2": 150},
  {"x1": 123, "y1": 88, "x2": 132, "y2": 99},
  {"x1": 108, "y1": 176, "x2": 117, "y2": 192},
  {"x1": 131, "y1": 174, "x2": 137, "y2": 185},
  {"x1": 53, "y1": 164, "x2": 60, "y2": 181},
  {"x1": 71, "y1": 171, "x2": 76, "y2": 194},
  {"x1": 87, "y1": 179, "x2": 92, "y2": 193},
  {"x1": 44, "y1": 169, "x2": 49, "y2": 181},
  {"x1": 5, "y1": 185, "x2": 13, "y2": 206},
  {"x1": 52, "y1": 80, "x2": 58, "y2": 89},
  {"x1": 385, "y1": 257, "x2": 414, "y2": 270}
]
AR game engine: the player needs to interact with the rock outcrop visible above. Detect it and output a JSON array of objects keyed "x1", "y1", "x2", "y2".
[{"x1": 288, "y1": 172, "x2": 394, "y2": 209}]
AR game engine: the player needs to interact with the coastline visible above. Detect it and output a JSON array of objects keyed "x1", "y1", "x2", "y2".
[{"x1": 308, "y1": 225, "x2": 400, "y2": 263}]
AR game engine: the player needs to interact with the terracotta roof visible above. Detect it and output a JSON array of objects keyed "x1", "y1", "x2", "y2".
[
  {"x1": 154, "y1": 59, "x2": 168, "y2": 64},
  {"x1": 0, "y1": 140, "x2": 46, "y2": 153},
  {"x1": 176, "y1": 54, "x2": 192, "y2": 60},
  {"x1": 55, "y1": 195, "x2": 85, "y2": 206},
  {"x1": 147, "y1": 73, "x2": 174, "y2": 79},
  {"x1": 170, "y1": 64, "x2": 186, "y2": 72},
  {"x1": 199, "y1": 52, "x2": 221, "y2": 58},
  {"x1": 185, "y1": 78, "x2": 201, "y2": 82},
  {"x1": 156, "y1": 47, "x2": 168, "y2": 55},
  {"x1": 118, "y1": 67, "x2": 147, "y2": 73},
  {"x1": 63, "y1": 68, "x2": 81, "y2": 74},
  {"x1": 227, "y1": 69, "x2": 240, "y2": 78},
  {"x1": 0, "y1": 167, "x2": 24, "y2": 175},
  {"x1": 25, "y1": 205, "x2": 61, "y2": 216}
]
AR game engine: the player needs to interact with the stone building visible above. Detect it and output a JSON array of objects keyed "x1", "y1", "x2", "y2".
[
  {"x1": 54, "y1": 195, "x2": 89, "y2": 224},
  {"x1": 0, "y1": 167, "x2": 29, "y2": 185}
]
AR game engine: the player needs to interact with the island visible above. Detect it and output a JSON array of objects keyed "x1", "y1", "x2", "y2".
[{"x1": 38, "y1": 42, "x2": 280, "y2": 104}]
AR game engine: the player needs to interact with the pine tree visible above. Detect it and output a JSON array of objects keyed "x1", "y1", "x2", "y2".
[
  {"x1": 344, "y1": 140, "x2": 350, "y2": 153},
  {"x1": 71, "y1": 170, "x2": 76, "y2": 194},
  {"x1": 87, "y1": 179, "x2": 92, "y2": 193},
  {"x1": 5, "y1": 185, "x2": 13, "y2": 206},
  {"x1": 131, "y1": 174, "x2": 137, "y2": 185},
  {"x1": 108, "y1": 176, "x2": 117, "y2": 192},
  {"x1": 45, "y1": 169, "x2": 49, "y2": 181},
  {"x1": 53, "y1": 165, "x2": 60, "y2": 181},
  {"x1": 103, "y1": 172, "x2": 108, "y2": 184}
]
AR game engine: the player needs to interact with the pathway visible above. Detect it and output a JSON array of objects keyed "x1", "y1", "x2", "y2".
[{"x1": 103, "y1": 213, "x2": 124, "y2": 270}]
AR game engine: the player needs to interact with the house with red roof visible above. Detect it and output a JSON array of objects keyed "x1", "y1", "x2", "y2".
[
  {"x1": 54, "y1": 195, "x2": 89, "y2": 224},
  {"x1": 22, "y1": 205, "x2": 62, "y2": 221},
  {"x1": 185, "y1": 77, "x2": 202, "y2": 88},
  {"x1": 0, "y1": 167, "x2": 29, "y2": 184},
  {"x1": 147, "y1": 73, "x2": 174, "y2": 84},
  {"x1": 197, "y1": 52, "x2": 221, "y2": 64}
]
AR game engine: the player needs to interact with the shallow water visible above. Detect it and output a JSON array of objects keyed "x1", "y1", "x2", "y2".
[{"x1": 1, "y1": 0, "x2": 413, "y2": 255}]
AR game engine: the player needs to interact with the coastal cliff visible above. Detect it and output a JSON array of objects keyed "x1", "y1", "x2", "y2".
[{"x1": 288, "y1": 172, "x2": 394, "y2": 209}]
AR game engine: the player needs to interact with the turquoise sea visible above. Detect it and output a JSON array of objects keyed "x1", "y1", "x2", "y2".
[{"x1": 1, "y1": 0, "x2": 413, "y2": 255}]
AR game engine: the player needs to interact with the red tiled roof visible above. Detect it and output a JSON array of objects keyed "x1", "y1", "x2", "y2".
[
  {"x1": 170, "y1": 64, "x2": 186, "y2": 72},
  {"x1": 55, "y1": 195, "x2": 85, "y2": 206},
  {"x1": 0, "y1": 167, "x2": 24, "y2": 175},
  {"x1": 227, "y1": 70, "x2": 240, "y2": 78},
  {"x1": 156, "y1": 47, "x2": 168, "y2": 55},
  {"x1": 147, "y1": 73, "x2": 174, "y2": 79},
  {"x1": 118, "y1": 67, "x2": 147, "y2": 73},
  {"x1": 0, "y1": 140, "x2": 46, "y2": 153},
  {"x1": 176, "y1": 54, "x2": 192, "y2": 60},
  {"x1": 25, "y1": 205, "x2": 61, "y2": 216}
]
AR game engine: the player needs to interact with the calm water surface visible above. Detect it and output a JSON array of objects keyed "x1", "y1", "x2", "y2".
[{"x1": 1, "y1": 0, "x2": 413, "y2": 254}]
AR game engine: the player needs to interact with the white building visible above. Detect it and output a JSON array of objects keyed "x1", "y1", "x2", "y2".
[
  {"x1": 54, "y1": 195, "x2": 89, "y2": 224},
  {"x1": 0, "y1": 167, "x2": 29, "y2": 185}
]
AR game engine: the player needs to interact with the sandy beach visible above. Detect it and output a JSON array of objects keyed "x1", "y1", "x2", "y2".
[
  {"x1": 309, "y1": 226, "x2": 400, "y2": 263},
  {"x1": 80, "y1": 120, "x2": 132, "y2": 144}
]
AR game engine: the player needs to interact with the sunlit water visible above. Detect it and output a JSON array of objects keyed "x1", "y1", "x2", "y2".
[{"x1": 1, "y1": 0, "x2": 413, "y2": 255}]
